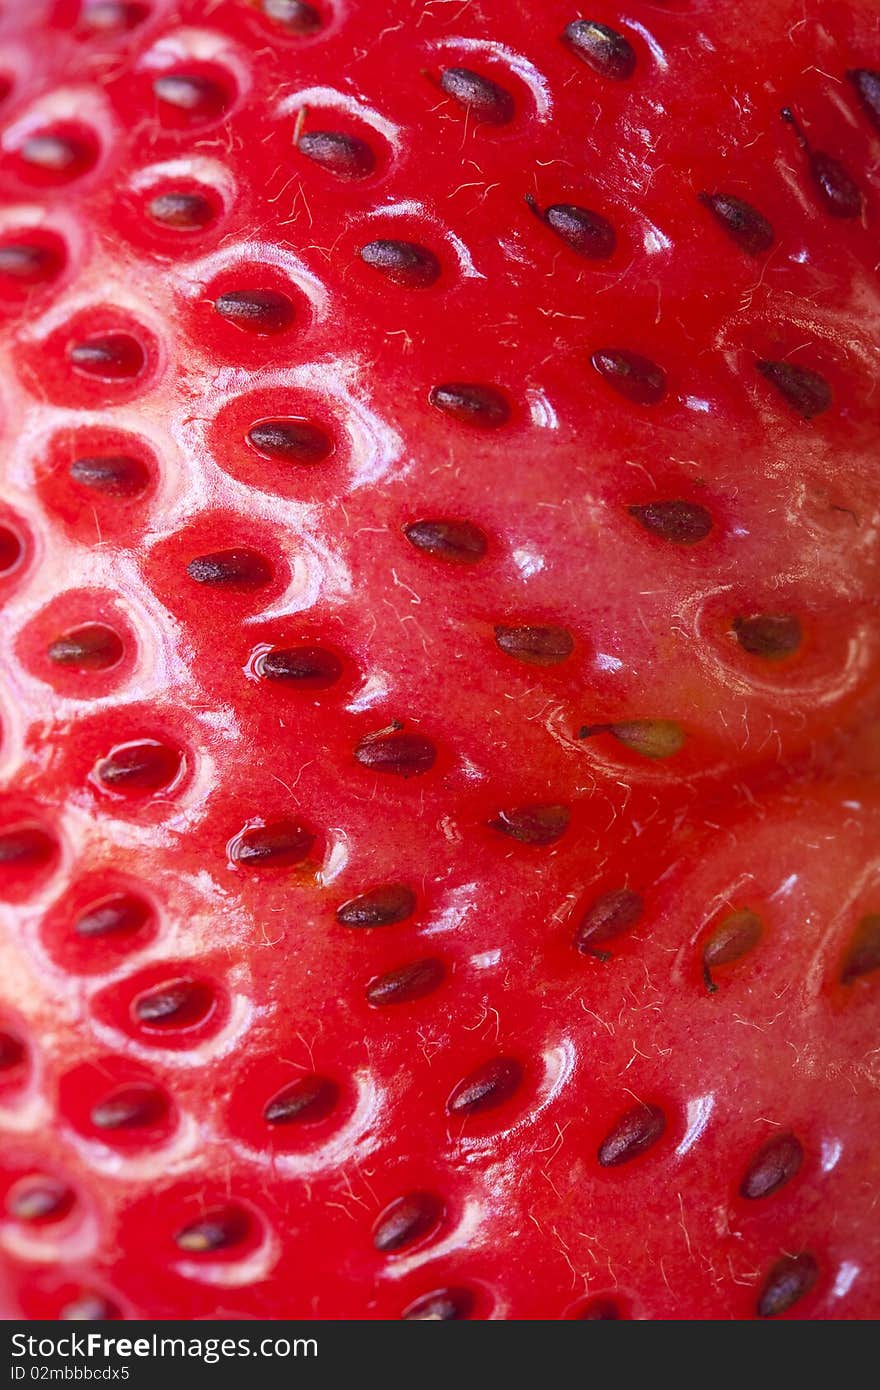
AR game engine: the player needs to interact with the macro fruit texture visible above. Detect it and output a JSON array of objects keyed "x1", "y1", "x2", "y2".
[{"x1": 0, "y1": 0, "x2": 879, "y2": 1322}]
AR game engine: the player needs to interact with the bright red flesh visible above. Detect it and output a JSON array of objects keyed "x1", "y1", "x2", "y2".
[{"x1": 0, "y1": 0, "x2": 879, "y2": 1320}]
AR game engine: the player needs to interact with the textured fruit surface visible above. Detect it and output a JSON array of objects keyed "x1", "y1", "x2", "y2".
[{"x1": 0, "y1": 0, "x2": 879, "y2": 1321}]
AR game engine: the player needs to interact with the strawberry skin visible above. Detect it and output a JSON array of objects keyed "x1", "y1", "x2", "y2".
[{"x1": 0, "y1": 0, "x2": 879, "y2": 1320}]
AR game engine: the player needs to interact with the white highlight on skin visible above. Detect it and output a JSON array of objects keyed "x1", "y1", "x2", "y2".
[
  {"x1": 675, "y1": 1093, "x2": 715, "y2": 1157},
  {"x1": 346, "y1": 672, "x2": 391, "y2": 713},
  {"x1": 469, "y1": 949, "x2": 502, "y2": 969},
  {"x1": 512, "y1": 547, "x2": 545, "y2": 579},
  {"x1": 430, "y1": 37, "x2": 554, "y2": 118},
  {"x1": 527, "y1": 390, "x2": 559, "y2": 429},
  {"x1": 317, "y1": 832, "x2": 350, "y2": 886},
  {"x1": 381, "y1": 1200, "x2": 484, "y2": 1281},
  {"x1": 456, "y1": 1039, "x2": 577, "y2": 1157},
  {"x1": 0, "y1": 85, "x2": 112, "y2": 152},
  {"x1": 62, "y1": 1113, "x2": 202, "y2": 1182},
  {"x1": 129, "y1": 156, "x2": 239, "y2": 207},
  {"x1": 0, "y1": 1212, "x2": 100, "y2": 1266},
  {"x1": 277, "y1": 87, "x2": 401, "y2": 145},
  {"x1": 595, "y1": 652, "x2": 624, "y2": 672},
  {"x1": 420, "y1": 883, "x2": 479, "y2": 937},
  {"x1": 821, "y1": 1138, "x2": 843, "y2": 1173},
  {"x1": 832, "y1": 1262, "x2": 860, "y2": 1299},
  {"x1": 622, "y1": 19, "x2": 669, "y2": 71},
  {"x1": 175, "y1": 240, "x2": 330, "y2": 319}
]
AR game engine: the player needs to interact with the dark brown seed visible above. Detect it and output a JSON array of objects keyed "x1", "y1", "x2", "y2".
[
  {"x1": 336, "y1": 884, "x2": 416, "y2": 927},
  {"x1": 153, "y1": 74, "x2": 227, "y2": 118},
  {"x1": 576, "y1": 888, "x2": 644, "y2": 958},
  {"x1": 629, "y1": 501, "x2": 713, "y2": 544},
  {"x1": 527, "y1": 196, "x2": 616, "y2": 259},
  {"x1": 404, "y1": 518, "x2": 487, "y2": 564},
  {"x1": 264, "y1": 1075, "x2": 338, "y2": 1125},
  {"x1": 848, "y1": 69, "x2": 880, "y2": 133},
  {"x1": 702, "y1": 909, "x2": 763, "y2": 991},
  {"x1": 439, "y1": 67, "x2": 515, "y2": 124},
  {"x1": 494, "y1": 624, "x2": 574, "y2": 666},
  {"x1": 8, "y1": 1179, "x2": 74, "y2": 1223},
  {"x1": 147, "y1": 192, "x2": 215, "y2": 229},
  {"x1": 698, "y1": 192, "x2": 774, "y2": 255},
  {"x1": 187, "y1": 549, "x2": 273, "y2": 589},
  {"x1": 592, "y1": 349, "x2": 666, "y2": 405},
  {"x1": 740, "y1": 1133, "x2": 804, "y2": 1200},
  {"x1": 69, "y1": 334, "x2": 145, "y2": 380},
  {"x1": 247, "y1": 419, "x2": 332, "y2": 463},
  {"x1": 402, "y1": 1288, "x2": 474, "y2": 1320},
  {"x1": 841, "y1": 913, "x2": 880, "y2": 984},
  {"x1": 781, "y1": 108, "x2": 862, "y2": 218},
  {"x1": 429, "y1": 383, "x2": 510, "y2": 429},
  {"x1": 359, "y1": 240, "x2": 440, "y2": 288},
  {"x1": 757, "y1": 1253, "x2": 818, "y2": 1318},
  {"x1": 90, "y1": 1085, "x2": 168, "y2": 1131},
  {"x1": 0, "y1": 525, "x2": 22, "y2": 572},
  {"x1": 95, "y1": 741, "x2": 181, "y2": 794},
  {"x1": 231, "y1": 820, "x2": 314, "y2": 868},
  {"x1": 448, "y1": 1057, "x2": 523, "y2": 1116},
  {"x1": 575, "y1": 1297, "x2": 623, "y2": 1320},
  {"x1": 298, "y1": 130, "x2": 375, "y2": 178},
  {"x1": 134, "y1": 980, "x2": 213, "y2": 1029},
  {"x1": 757, "y1": 359, "x2": 831, "y2": 418},
  {"x1": 261, "y1": 0, "x2": 322, "y2": 32},
  {"x1": 21, "y1": 134, "x2": 91, "y2": 175},
  {"x1": 366, "y1": 958, "x2": 445, "y2": 1006},
  {"x1": 489, "y1": 804, "x2": 571, "y2": 846},
  {"x1": 0, "y1": 824, "x2": 55, "y2": 868},
  {"x1": 175, "y1": 1207, "x2": 250, "y2": 1253},
  {"x1": 578, "y1": 720, "x2": 685, "y2": 760},
  {"x1": 69, "y1": 454, "x2": 150, "y2": 496},
  {"x1": 214, "y1": 290, "x2": 294, "y2": 334},
  {"x1": 563, "y1": 20, "x2": 636, "y2": 80},
  {"x1": 0, "y1": 1032, "x2": 25, "y2": 1070},
  {"x1": 0, "y1": 241, "x2": 61, "y2": 282},
  {"x1": 75, "y1": 893, "x2": 151, "y2": 939},
  {"x1": 373, "y1": 1192, "x2": 444, "y2": 1253},
  {"x1": 48, "y1": 624, "x2": 123, "y2": 672},
  {"x1": 733, "y1": 614, "x2": 802, "y2": 660},
  {"x1": 256, "y1": 646, "x2": 343, "y2": 688},
  {"x1": 354, "y1": 730, "x2": 436, "y2": 778},
  {"x1": 598, "y1": 1103, "x2": 666, "y2": 1167},
  {"x1": 61, "y1": 1293, "x2": 122, "y2": 1321}
]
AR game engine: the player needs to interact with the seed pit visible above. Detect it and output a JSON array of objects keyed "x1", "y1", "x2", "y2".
[
  {"x1": 448, "y1": 1056, "x2": 522, "y2": 1116},
  {"x1": 0, "y1": 824, "x2": 57, "y2": 870},
  {"x1": 229, "y1": 819, "x2": 315, "y2": 869},
  {"x1": 756, "y1": 359, "x2": 831, "y2": 419},
  {"x1": 402, "y1": 1288, "x2": 474, "y2": 1320},
  {"x1": 404, "y1": 518, "x2": 487, "y2": 563},
  {"x1": 68, "y1": 333, "x2": 145, "y2": 381},
  {"x1": 439, "y1": 67, "x2": 515, "y2": 124},
  {"x1": 0, "y1": 238, "x2": 64, "y2": 285},
  {"x1": 298, "y1": 130, "x2": 375, "y2": 178},
  {"x1": 576, "y1": 888, "x2": 643, "y2": 959},
  {"x1": 733, "y1": 614, "x2": 802, "y2": 660},
  {"x1": 573, "y1": 1296, "x2": 623, "y2": 1320},
  {"x1": 90, "y1": 1084, "x2": 168, "y2": 1131},
  {"x1": 81, "y1": 3, "x2": 149, "y2": 33},
  {"x1": 702, "y1": 909, "x2": 763, "y2": 991},
  {"x1": 698, "y1": 192, "x2": 774, "y2": 255},
  {"x1": 495, "y1": 624, "x2": 574, "y2": 666},
  {"x1": 69, "y1": 454, "x2": 150, "y2": 497},
  {"x1": 366, "y1": 958, "x2": 445, "y2": 1006},
  {"x1": 260, "y1": 0, "x2": 322, "y2": 32},
  {"x1": 7, "y1": 1177, "x2": 74, "y2": 1224},
  {"x1": 354, "y1": 729, "x2": 436, "y2": 778},
  {"x1": 214, "y1": 290, "x2": 295, "y2": 334},
  {"x1": 359, "y1": 239, "x2": 441, "y2": 288},
  {"x1": 0, "y1": 526, "x2": 23, "y2": 574},
  {"x1": 563, "y1": 20, "x2": 636, "y2": 80},
  {"x1": 264, "y1": 1075, "x2": 338, "y2": 1125},
  {"x1": 629, "y1": 500, "x2": 713, "y2": 545},
  {"x1": 740, "y1": 1133, "x2": 804, "y2": 1200},
  {"x1": 429, "y1": 383, "x2": 510, "y2": 429},
  {"x1": 175, "y1": 1206, "x2": 251, "y2": 1254},
  {"x1": 187, "y1": 549, "x2": 273, "y2": 590},
  {"x1": 47, "y1": 624, "x2": 124, "y2": 672},
  {"x1": 247, "y1": 418, "x2": 332, "y2": 464},
  {"x1": 840, "y1": 913, "x2": 880, "y2": 985},
  {"x1": 592, "y1": 349, "x2": 666, "y2": 405},
  {"x1": 578, "y1": 720, "x2": 685, "y2": 760},
  {"x1": 94, "y1": 740, "x2": 182, "y2": 796},
  {"x1": 18, "y1": 128, "x2": 97, "y2": 180},
  {"x1": 133, "y1": 979, "x2": 215, "y2": 1031},
  {"x1": 526, "y1": 195, "x2": 615, "y2": 260},
  {"x1": 336, "y1": 883, "x2": 416, "y2": 927},
  {"x1": 848, "y1": 69, "x2": 880, "y2": 133},
  {"x1": 254, "y1": 645, "x2": 343, "y2": 689},
  {"x1": 0, "y1": 1031, "x2": 25, "y2": 1073},
  {"x1": 147, "y1": 191, "x2": 216, "y2": 230},
  {"x1": 489, "y1": 804, "x2": 570, "y2": 846},
  {"x1": 757, "y1": 1253, "x2": 818, "y2": 1318},
  {"x1": 373, "y1": 1192, "x2": 444, "y2": 1253},
  {"x1": 75, "y1": 892, "x2": 151, "y2": 939},
  {"x1": 153, "y1": 73, "x2": 230, "y2": 121},
  {"x1": 598, "y1": 1103, "x2": 666, "y2": 1167}
]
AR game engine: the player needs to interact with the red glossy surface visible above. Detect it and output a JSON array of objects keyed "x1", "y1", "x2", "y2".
[{"x1": 0, "y1": 0, "x2": 879, "y2": 1319}]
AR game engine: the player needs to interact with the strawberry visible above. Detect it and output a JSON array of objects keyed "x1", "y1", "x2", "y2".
[{"x1": 0, "y1": 0, "x2": 879, "y2": 1322}]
